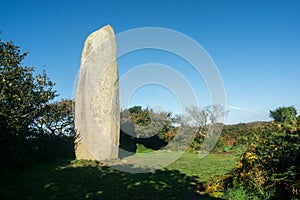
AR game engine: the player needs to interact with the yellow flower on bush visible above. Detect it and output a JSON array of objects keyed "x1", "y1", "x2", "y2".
[
  {"x1": 290, "y1": 127, "x2": 297, "y2": 133},
  {"x1": 277, "y1": 123, "x2": 282, "y2": 130},
  {"x1": 237, "y1": 161, "x2": 243, "y2": 168},
  {"x1": 245, "y1": 152, "x2": 252, "y2": 157},
  {"x1": 245, "y1": 151, "x2": 258, "y2": 161}
]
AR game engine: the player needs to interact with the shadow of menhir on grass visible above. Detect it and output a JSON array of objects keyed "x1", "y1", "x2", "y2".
[{"x1": 43, "y1": 161, "x2": 221, "y2": 200}]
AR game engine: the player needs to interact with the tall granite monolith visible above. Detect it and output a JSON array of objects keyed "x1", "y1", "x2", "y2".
[{"x1": 75, "y1": 25, "x2": 120, "y2": 160}]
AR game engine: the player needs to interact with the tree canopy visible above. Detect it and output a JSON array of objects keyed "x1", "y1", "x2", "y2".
[
  {"x1": 270, "y1": 106, "x2": 297, "y2": 124},
  {"x1": 0, "y1": 36, "x2": 74, "y2": 168}
]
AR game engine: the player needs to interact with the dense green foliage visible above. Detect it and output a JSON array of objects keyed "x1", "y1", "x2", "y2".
[
  {"x1": 212, "y1": 121, "x2": 269, "y2": 153},
  {"x1": 0, "y1": 37, "x2": 74, "y2": 169},
  {"x1": 270, "y1": 106, "x2": 297, "y2": 124},
  {"x1": 32, "y1": 99, "x2": 74, "y2": 137},
  {"x1": 218, "y1": 107, "x2": 300, "y2": 199},
  {"x1": 120, "y1": 106, "x2": 174, "y2": 152}
]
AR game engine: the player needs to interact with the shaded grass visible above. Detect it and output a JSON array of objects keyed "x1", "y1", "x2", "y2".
[{"x1": 0, "y1": 153, "x2": 237, "y2": 200}]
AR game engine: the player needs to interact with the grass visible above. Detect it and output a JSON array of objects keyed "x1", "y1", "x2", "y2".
[
  {"x1": 168, "y1": 153, "x2": 238, "y2": 182},
  {"x1": 0, "y1": 152, "x2": 237, "y2": 200}
]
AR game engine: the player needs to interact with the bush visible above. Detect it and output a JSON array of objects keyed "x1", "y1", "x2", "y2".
[
  {"x1": 136, "y1": 143, "x2": 154, "y2": 153},
  {"x1": 26, "y1": 135, "x2": 75, "y2": 162},
  {"x1": 221, "y1": 107, "x2": 300, "y2": 199}
]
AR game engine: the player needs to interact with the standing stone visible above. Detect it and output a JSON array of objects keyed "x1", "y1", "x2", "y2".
[{"x1": 75, "y1": 25, "x2": 120, "y2": 160}]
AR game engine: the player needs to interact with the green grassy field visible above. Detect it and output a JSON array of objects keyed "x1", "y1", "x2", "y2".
[{"x1": 0, "y1": 152, "x2": 237, "y2": 200}]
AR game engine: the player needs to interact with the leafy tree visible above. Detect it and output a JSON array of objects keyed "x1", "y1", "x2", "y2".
[
  {"x1": 122, "y1": 107, "x2": 173, "y2": 139},
  {"x1": 32, "y1": 99, "x2": 74, "y2": 137},
  {"x1": 120, "y1": 106, "x2": 174, "y2": 151},
  {"x1": 27, "y1": 99, "x2": 75, "y2": 162},
  {"x1": 128, "y1": 105, "x2": 142, "y2": 115},
  {"x1": 270, "y1": 106, "x2": 297, "y2": 123},
  {"x1": 131, "y1": 108, "x2": 151, "y2": 127},
  {"x1": 0, "y1": 37, "x2": 56, "y2": 168}
]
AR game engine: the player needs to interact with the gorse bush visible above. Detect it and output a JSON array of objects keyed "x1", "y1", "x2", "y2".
[{"x1": 222, "y1": 106, "x2": 300, "y2": 199}]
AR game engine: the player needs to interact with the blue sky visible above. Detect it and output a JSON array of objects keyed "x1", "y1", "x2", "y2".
[{"x1": 1, "y1": 0, "x2": 299, "y2": 124}]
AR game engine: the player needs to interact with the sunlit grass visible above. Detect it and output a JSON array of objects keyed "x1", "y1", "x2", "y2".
[{"x1": 168, "y1": 153, "x2": 238, "y2": 182}]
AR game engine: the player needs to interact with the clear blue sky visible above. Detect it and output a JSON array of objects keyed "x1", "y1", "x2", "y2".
[{"x1": 1, "y1": 0, "x2": 299, "y2": 124}]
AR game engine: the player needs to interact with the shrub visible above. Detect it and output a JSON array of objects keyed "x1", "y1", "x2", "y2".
[{"x1": 221, "y1": 107, "x2": 300, "y2": 199}]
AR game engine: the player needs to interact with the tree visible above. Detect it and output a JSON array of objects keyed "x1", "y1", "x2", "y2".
[
  {"x1": 128, "y1": 105, "x2": 142, "y2": 115},
  {"x1": 185, "y1": 105, "x2": 208, "y2": 137},
  {"x1": 0, "y1": 36, "x2": 56, "y2": 168},
  {"x1": 31, "y1": 99, "x2": 74, "y2": 137},
  {"x1": 206, "y1": 104, "x2": 227, "y2": 124},
  {"x1": 185, "y1": 105, "x2": 226, "y2": 137},
  {"x1": 120, "y1": 106, "x2": 174, "y2": 150},
  {"x1": 270, "y1": 106, "x2": 297, "y2": 123}
]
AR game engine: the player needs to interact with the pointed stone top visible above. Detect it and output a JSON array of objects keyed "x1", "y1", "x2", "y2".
[
  {"x1": 88, "y1": 24, "x2": 115, "y2": 40},
  {"x1": 81, "y1": 24, "x2": 116, "y2": 65},
  {"x1": 102, "y1": 24, "x2": 114, "y2": 35}
]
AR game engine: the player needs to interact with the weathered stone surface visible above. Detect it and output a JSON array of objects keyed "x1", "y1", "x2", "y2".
[{"x1": 75, "y1": 25, "x2": 120, "y2": 160}]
